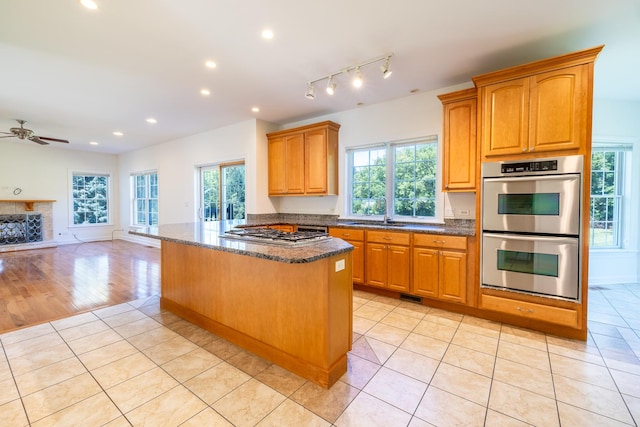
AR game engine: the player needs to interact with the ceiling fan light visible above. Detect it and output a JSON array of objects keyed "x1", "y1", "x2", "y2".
[{"x1": 305, "y1": 83, "x2": 316, "y2": 99}]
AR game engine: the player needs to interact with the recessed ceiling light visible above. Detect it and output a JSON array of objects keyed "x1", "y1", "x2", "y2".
[
  {"x1": 251, "y1": 107, "x2": 260, "y2": 113},
  {"x1": 80, "y1": 0, "x2": 98, "y2": 10},
  {"x1": 200, "y1": 89, "x2": 211, "y2": 96},
  {"x1": 113, "y1": 131, "x2": 123, "y2": 136},
  {"x1": 89, "y1": 141, "x2": 99, "y2": 146},
  {"x1": 261, "y1": 29, "x2": 274, "y2": 40},
  {"x1": 146, "y1": 118, "x2": 157, "y2": 124},
  {"x1": 205, "y1": 60, "x2": 217, "y2": 69}
]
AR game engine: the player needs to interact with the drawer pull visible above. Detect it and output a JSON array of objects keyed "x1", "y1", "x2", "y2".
[
  {"x1": 516, "y1": 306, "x2": 535, "y2": 314},
  {"x1": 342, "y1": 233, "x2": 351, "y2": 237},
  {"x1": 383, "y1": 237, "x2": 393, "y2": 241},
  {"x1": 432, "y1": 239, "x2": 445, "y2": 244}
]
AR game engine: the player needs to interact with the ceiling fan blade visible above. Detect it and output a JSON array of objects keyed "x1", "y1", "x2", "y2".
[
  {"x1": 0, "y1": 135, "x2": 17, "y2": 138},
  {"x1": 28, "y1": 136, "x2": 50, "y2": 145},
  {"x1": 36, "y1": 136, "x2": 69, "y2": 143}
]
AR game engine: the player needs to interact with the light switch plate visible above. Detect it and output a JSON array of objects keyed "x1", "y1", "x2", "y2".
[{"x1": 335, "y1": 259, "x2": 345, "y2": 272}]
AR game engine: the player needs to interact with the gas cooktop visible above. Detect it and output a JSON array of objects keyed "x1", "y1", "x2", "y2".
[{"x1": 220, "y1": 227, "x2": 331, "y2": 246}]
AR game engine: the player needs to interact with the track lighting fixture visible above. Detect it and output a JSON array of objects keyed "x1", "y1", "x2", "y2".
[
  {"x1": 304, "y1": 53, "x2": 393, "y2": 99},
  {"x1": 305, "y1": 83, "x2": 316, "y2": 99},
  {"x1": 326, "y1": 76, "x2": 336, "y2": 95},
  {"x1": 352, "y1": 68, "x2": 363, "y2": 88},
  {"x1": 381, "y1": 56, "x2": 392, "y2": 79}
]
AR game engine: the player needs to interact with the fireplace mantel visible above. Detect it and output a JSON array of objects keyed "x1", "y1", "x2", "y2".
[{"x1": 0, "y1": 200, "x2": 56, "y2": 211}]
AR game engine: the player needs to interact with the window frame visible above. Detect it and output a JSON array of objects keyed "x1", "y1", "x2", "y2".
[
  {"x1": 69, "y1": 171, "x2": 112, "y2": 227},
  {"x1": 589, "y1": 144, "x2": 631, "y2": 249},
  {"x1": 131, "y1": 170, "x2": 158, "y2": 226},
  {"x1": 198, "y1": 160, "x2": 246, "y2": 222},
  {"x1": 346, "y1": 135, "x2": 443, "y2": 223}
]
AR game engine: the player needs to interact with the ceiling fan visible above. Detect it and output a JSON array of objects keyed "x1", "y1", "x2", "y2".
[{"x1": 0, "y1": 119, "x2": 69, "y2": 145}]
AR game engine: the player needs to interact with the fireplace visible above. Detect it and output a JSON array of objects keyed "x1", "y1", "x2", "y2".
[
  {"x1": 0, "y1": 214, "x2": 43, "y2": 245},
  {"x1": 0, "y1": 200, "x2": 56, "y2": 252}
]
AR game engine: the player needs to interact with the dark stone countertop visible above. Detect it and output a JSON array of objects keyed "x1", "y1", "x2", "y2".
[{"x1": 129, "y1": 221, "x2": 353, "y2": 264}]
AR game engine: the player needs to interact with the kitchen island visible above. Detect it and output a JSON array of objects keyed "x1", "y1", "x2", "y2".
[{"x1": 131, "y1": 221, "x2": 353, "y2": 388}]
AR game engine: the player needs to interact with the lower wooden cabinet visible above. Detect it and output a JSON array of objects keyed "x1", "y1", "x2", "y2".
[
  {"x1": 329, "y1": 228, "x2": 364, "y2": 284},
  {"x1": 480, "y1": 294, "x2": 579, "y2": 328},
  {"x1": 365, "y1": 230, "x2": 410, "y2": 292},
  {"x1": 412, "y1": 234, "x2": 467, "y2": 304}
]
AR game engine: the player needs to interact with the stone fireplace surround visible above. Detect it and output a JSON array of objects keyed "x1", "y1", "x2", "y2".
[{"x1": 0, "y1": 201, "x2": 57, "y2": 252}]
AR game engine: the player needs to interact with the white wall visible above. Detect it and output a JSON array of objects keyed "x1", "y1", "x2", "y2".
[
  {"x1": 1, "y1": 141, "x2": 119, "y2": 244},
  {"x1": 117, "y1": 119, "x2": 280, "y2": 245},
  {"x1": 271, "y1": 83, "x2": 477, "y2": 221},
  {"x1": 590, "y1": 99, "x2": 640, "y2": 285}
]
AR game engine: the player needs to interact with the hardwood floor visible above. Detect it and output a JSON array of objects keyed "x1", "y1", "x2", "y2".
[{"x1": 0, "y1": 240, "x2": 160, "y2": 332}]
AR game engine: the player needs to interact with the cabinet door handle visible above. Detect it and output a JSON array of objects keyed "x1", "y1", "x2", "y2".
[
  {"x1": 522, "y1": 148, "x2": 527, "y2": 152},
  {"x1": 530, "y1": 147, "x2": 535, "y2": 151}
]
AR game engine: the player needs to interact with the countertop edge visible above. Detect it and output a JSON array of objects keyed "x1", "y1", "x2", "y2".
[{"x1": 129, "y1": 229, "x2": 354, "y2": 264}]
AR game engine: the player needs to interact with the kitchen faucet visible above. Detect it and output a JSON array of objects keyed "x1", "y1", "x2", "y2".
[{"x1": 378, "y1": 197, "x2": 390, "y2": 224}]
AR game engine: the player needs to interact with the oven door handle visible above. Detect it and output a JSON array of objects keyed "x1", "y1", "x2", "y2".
[
  {"x1": 482, "y1": 232, "x2": 578, "y2": 244},
  {"x1": 483, "y1": 174, "x2": 579, "y2": 183}
]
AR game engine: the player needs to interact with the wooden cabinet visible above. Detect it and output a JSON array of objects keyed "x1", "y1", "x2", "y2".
[
  {"x1": 438, "y1": 88, "x2": 477, "y2": 191},
  {"x1": 412, "y1": 233, "x2": 467, "y2": 304},
  {"x1": 473, "y1": 45, "x2": 603, "y2": 159},
  {"x1": 480, "y1": 294, "x2": 579, "y2": 328},
  {"x1": 365, "y1": 230, "x2": 410, "y2": 292},
  {"x1": 267, "y1": 134, "x2": 304, "y2": 194},
  {"x1": 267, "y1": 121, "x2": 340, "y2": 196},
  {"x1": 329, "y1": 228, "x2": 364, "y2": 284}
]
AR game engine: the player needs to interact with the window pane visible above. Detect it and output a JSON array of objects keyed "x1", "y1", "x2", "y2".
[
  {"x1": 73, "y1": 174, "x2": 109, "y2": 225},
  {"x1": 393, "y1": 141, "x2": 437, "y2": 218},
  {"x1": 222, "y1": 164, "x2": 246, "y2": 220},
  {"x1": 589, "y1": 150, "x2": 623, "y2": 248},
  {"x1": 349, "y1": 148, "x2": 386, "y2": 217}
]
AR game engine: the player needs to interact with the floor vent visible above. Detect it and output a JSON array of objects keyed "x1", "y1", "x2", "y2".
[{"x1": 400, "y1": 293, "x2": 422, "y2": 304}]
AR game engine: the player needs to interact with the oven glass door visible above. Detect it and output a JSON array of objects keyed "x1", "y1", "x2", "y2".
[
  {"x1": 482, "y1": 232, "x2": 580, "y2": 300},
  {"x1": 483, "y1": 174, "x2": 581, "y2": 235}
]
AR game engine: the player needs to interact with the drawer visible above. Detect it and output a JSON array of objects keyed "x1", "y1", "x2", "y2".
[
  {"x1": 481, "y1": 294, "x2": 579, "y2": 328},
  {"x1": 414, "y1": 233, "x2": 467, "y2": 250},
  {"x1": 329, "y1": 227, "x2": 364, "y2": 241},
  {"x1": 366, "y1": 230, "x2": 410, "y2": 246}
]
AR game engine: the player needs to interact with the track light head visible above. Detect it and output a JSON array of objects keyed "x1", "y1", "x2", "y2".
[
  {"x1": 352, "y1": 67, "x2": 363, "y2": 88},
  {"x1": 381, "y1": 57, "x2": 392, "y2": 79},
  {"x1": 326, "y1": 76, "x2": 336, "y2": 95},
  {"x1": 305, "y1": 83, "x2": 316, "y2": 99}
]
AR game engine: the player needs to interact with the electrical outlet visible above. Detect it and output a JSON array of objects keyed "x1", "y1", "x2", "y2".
[
  {"x1": 459, "y1": 209, "x2": 470, "y2": 217},
  {"x1": 335, "y1": 259, "x2": 345, "y2": 272}
]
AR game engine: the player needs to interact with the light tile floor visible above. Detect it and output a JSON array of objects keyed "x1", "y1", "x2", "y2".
[{"x1": 1, "y1": 284, "x2": 639, "y2": 426}]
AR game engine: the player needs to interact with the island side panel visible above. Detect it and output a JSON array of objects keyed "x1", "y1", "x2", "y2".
[{"x1": 160, "y1": 240, "x2": 352, "y2": 388}]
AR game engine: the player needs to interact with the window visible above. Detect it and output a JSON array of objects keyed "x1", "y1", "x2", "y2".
[
  {"x1": 72, "y1": 173, "x2": 109, "y2": 225},
  {"x1": 589, "y1": 146, "x2": 629, "y2": 248},
  {"x1": 132, "y1": 171, "x2": 158, "y2": 226},
  {"x1": 348, "y1": 136, "x2": 439, "y2": 220},
  {"x1": 200, "y1": 162, "x2": 245, "y2": 221}
]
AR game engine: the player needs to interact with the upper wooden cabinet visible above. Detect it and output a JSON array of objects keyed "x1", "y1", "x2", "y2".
[
  {"x1": 267, "y1": 121, "x2": 340, "y2": 196},
  {"x1": 438, "y1": 88, "x2": 477, "y2": 191},
  {"x1": 473, "y1": 45, "x2": 603, "y2": 160}
]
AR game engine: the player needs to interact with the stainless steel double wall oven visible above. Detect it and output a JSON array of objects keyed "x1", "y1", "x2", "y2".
[{"x1": 481, "y1": 155, "x2": 583, "y2": 300}]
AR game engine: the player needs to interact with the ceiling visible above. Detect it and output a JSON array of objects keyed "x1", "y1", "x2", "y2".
[{"x1": 1, "y1": 0, "x2": 639, "y2": 154}]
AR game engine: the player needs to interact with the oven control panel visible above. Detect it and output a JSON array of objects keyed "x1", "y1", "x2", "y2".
[{"x1": 501, "y1": 160, "x2": 558, "y2": 174}]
